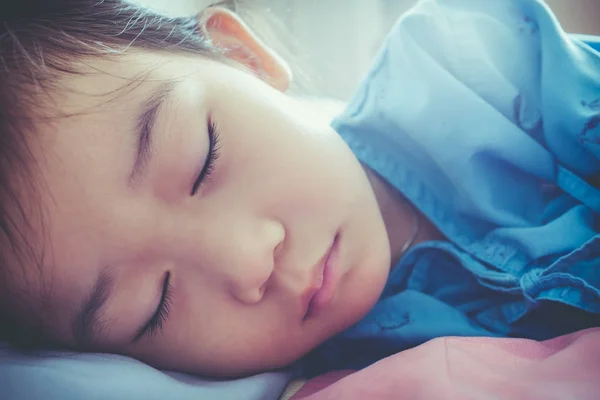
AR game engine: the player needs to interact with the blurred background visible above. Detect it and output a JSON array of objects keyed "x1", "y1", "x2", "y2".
[{"x1": 136, "y1": 0, "x2": 600, "y2": 100}]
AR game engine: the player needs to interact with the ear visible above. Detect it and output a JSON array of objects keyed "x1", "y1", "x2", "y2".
[{"x1": 199, "y1": 7, "x2": 292, "y2": 92}]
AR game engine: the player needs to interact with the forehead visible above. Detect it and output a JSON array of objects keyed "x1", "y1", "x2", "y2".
[{"x1": 53, "y1": 53, "x2": 186, "y2": 109}]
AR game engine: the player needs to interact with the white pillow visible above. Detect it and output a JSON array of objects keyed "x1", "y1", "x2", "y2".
[{"x1": 0, "y1": 343, "x2": 293, "y2": 400}]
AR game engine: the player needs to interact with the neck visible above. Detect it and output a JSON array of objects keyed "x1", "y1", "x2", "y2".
[{"x1": 363, "y1": 166, "x2": 444, "y2": 268}]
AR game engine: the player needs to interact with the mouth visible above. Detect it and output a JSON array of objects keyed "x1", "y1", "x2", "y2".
[{"x1": 303, "y1": 233, "x2": 341, "y2": 320}]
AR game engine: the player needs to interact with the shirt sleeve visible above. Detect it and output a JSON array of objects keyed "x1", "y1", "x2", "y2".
[{"x1": 333, "y1": 0, "x2": 600, "y2": 221}]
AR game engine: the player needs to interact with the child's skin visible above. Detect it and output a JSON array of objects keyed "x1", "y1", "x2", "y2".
[{"x1": 12, "y1": 8, "x2": 442, "y2": 376}]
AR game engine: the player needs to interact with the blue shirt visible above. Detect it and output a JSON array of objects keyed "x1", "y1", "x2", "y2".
[{"x1": 304, "y1": 0, "x2": 600, "y2": 375}]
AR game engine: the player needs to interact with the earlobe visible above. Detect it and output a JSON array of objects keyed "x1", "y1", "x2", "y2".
[{"x1": 199, "y1": 7, "x2": 292, "y2": 92}]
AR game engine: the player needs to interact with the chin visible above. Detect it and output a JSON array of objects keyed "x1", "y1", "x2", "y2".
[
  {"x1": 336, "y1": 259, "x2": 389, "y2": 332},
  {"x1": 357, "y1": 249, "x2": 390, "y2": 312}
]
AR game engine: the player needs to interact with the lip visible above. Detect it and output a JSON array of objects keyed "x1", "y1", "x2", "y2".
[{"x1": 303, "y1": 233, "x2": 341, "y2": 320}]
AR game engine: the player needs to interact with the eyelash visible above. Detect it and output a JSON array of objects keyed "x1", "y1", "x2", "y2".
[
  {"x1": 135, "y1": 272, "x2": 173, "y2": 341},
  {"x1": 191, "y1": 118, "x2": 221, "y2": 195}
]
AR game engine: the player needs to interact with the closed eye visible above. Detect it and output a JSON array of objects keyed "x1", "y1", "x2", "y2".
[
  {"x1": 133, "y1": 271, "x2": 173, "y2": 342},
  {"x1": 191, "y1": 118, "x2": 221, "y2": 195}
]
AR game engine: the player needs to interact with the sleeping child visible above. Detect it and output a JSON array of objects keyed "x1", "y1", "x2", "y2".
[{"x1": 0, "y1": 0, "x2": 598, "y2": 378}]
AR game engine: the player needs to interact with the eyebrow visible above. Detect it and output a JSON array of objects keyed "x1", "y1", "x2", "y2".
[
  {"x1": 129, "y1": 80, "x2": 178, "y2": 186},
  {"x1": 72, "y1": 267, "x2": 115, "y2": 347}
]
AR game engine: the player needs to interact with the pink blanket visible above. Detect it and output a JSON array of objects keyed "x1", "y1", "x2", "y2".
[{"x1": 291, "y1": 329, "x2": 600, "y2": 399}]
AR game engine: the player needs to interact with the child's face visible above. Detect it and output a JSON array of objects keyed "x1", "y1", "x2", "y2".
[{"x1": 24, "y1": 50, "x2": 391, "y2": 376}]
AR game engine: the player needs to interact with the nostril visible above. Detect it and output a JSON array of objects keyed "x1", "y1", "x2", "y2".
[
  {"x1": 258, "y1": 262, "x2": 276, "y2": 299},
  {"x1": 265, "y1": 242, "x2": 284, "y2": 297},
  {"x1": 273, "y1": 240, "x2": 284, "y2": 264},
  {"x1": 258, "y1": 280, "x2": 268, "y2": 298}
]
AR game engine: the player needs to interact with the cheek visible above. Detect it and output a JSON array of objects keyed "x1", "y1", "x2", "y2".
[
  {"x1": 157, "y1": 291, "x2": 308, "y2": 375},
  {"x1": 210, "y1": 82, "x2": 361, "y2": 197},
  {"x1": 221, "y1": 124, "x2": 363, "y2": 214}
]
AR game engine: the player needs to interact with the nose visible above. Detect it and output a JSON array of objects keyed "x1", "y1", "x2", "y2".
[{"x1": 228, "y1": 219, "x2": 285, "y2": 305}]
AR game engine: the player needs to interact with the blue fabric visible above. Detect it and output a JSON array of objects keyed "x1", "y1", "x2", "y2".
[
  {"x1": 305, "y1": 0, "x2": 600, "y2": 374},
  {"x1": 573, "y1": 34, "x2": 600, "y2": 53}
]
